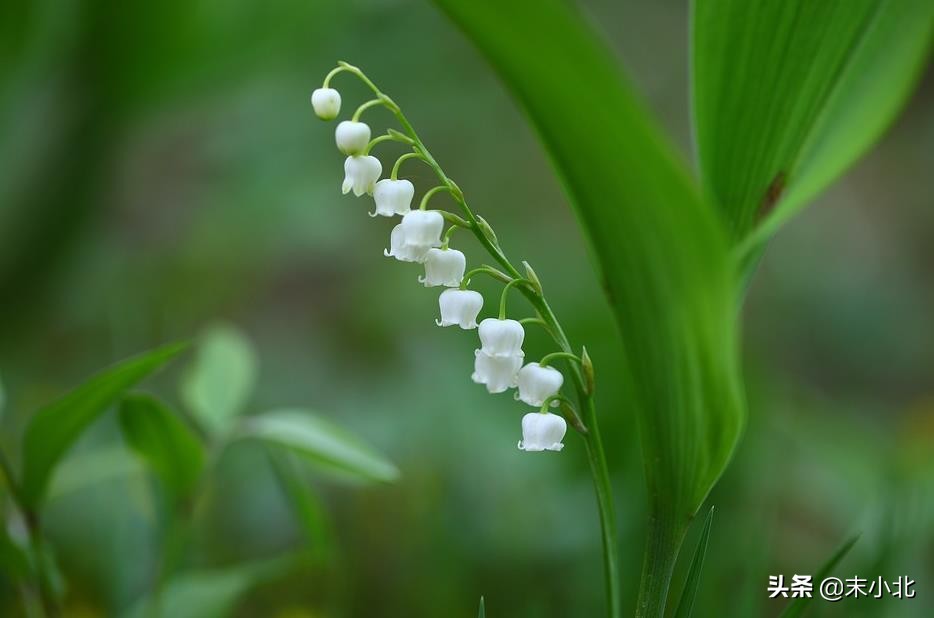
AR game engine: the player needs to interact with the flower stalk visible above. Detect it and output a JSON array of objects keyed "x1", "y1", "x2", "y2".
[{"x1": 316, "y1": 61, "x2": 621, "y2": 617}]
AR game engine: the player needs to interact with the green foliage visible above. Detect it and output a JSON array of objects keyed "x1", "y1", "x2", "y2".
[
  {"x1": 672, "y1": 507, "x2": 714, "y2": 618},
  {"x1": 266, "y1": 450, "x2": 334, "y2": 560},
  {"x1": 692, "y1": 0, "x2": 934, "y2": 247},
  {"x1": 478, "y1": 595, "x2": 485, "y2": 618},
  {"x1": 46, "y1": 446, "x2": 143, "y2": 500},
  {"x1": 779, "y1": 534, "x2": 860, "y2": 618},
  {"x1": 432, "y1": 0, "x2": 744, "y2": 614},
  {"x1": 0, "y1": 525, "x2": 30, "y2": 581},
  {"x1": 19, "y1": 342, "x2": 186, "y2": 509},
  {"x1": 239, "y1": 409, "x2": 400, "y2": 484},
  {"x1": 119, "y1": 394, "x2": 205, "y2": 497},
  {"x1": 180, "y1": 323, "x2": 257, "y2": 436},
  {"x1": 125, "y1": 557, "x2": 292, "y2": 618}
]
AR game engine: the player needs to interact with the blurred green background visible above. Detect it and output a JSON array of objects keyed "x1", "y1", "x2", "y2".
[{"x1": 1, "y1": 0, "x2": 932, "y2": 616}]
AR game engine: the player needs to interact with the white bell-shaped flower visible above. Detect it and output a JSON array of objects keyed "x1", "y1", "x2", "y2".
[
  {"x1": 371, "y1": 179, "x2": 414, "y2": 217},
  {"x1": 311, "y1": 88, "x2": 341, "y2": 120},
  {"x1": 400, "y1": 210, "x2": 444, "y2": 248},
  {"x1": 518, "y1": 412, "x2": 567, "y2": 452},
  {"x1": 436, "y1": 289, "x2": 483, "y2": 329},
  {"x1": 342, "y1": 155, "x2": 382, "y2": 196},
  {"x1": 335, "y1": 120, "x2": 371, "y2": 155},
  {"x1": 516, "y1": 362, "x2": 564, "y2": 407},
  {"x1": 383, "y1": 224, "x2": 431, "y2": 263},
  {"x1": 471, "y1": 350, "x2": 523, "y2": 394},
  {"x1": 419, "y1": 248, "x2": 466, "y2": 287},
  {"x1": 478, "y1": 318, "x2": 525, "y2": 357}
]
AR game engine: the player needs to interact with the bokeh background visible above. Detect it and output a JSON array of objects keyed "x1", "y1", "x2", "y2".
[{"x1": 1, "y1": 0, "x2": 932, "y2": 616}]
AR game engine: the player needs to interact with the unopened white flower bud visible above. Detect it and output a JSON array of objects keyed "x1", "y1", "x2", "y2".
[
  {"x1": 311, "y1": 88, "x2": 341, "y2": 120},
  {"x1": 478, "y1": 318, "x2": 525, "y2": 357},
  {"x1": 335, "y1": 120, "x2": 371, "y2": 155},
  {"x1": 400, "y1": 210, "x2": 444, "y2": 249},
  {"x1": 471, "y1": 350, "x2": 523, "y2": 394},
  {"x1": 342, "y1": 155, "x2": 381, "y2": 196},
  {"x1": 516, "y1": 362, "x2": 564, "y2": 407},
  {"x1": 419, "y1": 248, "x2": 466, "y2": 287},
  {"x1": 371, "y1": 179, "x2": 414, "y2": 217},
  {"x1": 436, "y1": 289, "x2": 483, "y2": 329},
  {"x1": 518, "y1": 412, "x2": 566, "y2": 452}
]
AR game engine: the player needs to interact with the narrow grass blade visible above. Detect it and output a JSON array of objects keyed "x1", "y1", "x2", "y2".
[
  {"x1": 779, "y1": 534, "x2": 860, "y2": 618},
  {"x1": 673, "y1": 506, "x2": 715, "y2": 618},
  {"x1": 478, "y1": 596, "x2": 485, "y2": 618}
]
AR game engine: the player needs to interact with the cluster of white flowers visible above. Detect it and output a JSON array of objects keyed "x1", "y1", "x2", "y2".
[{"x1": 312, "y1": 81, "x2": 569, "y2": 453}]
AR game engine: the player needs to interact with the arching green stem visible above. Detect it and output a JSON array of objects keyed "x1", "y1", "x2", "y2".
[
  {"x1": 391, "y1": 151, "x2": 425, "y2": 180},
  {"x1": 539, "y1": 351, "x2": 582, "y2": 368},
  {"x1": 352, "y1": 98, "x2": 384, "y2": 122},
  {"x1": 364, "y1": 134, "x2": 398, "y2": 155},
  {"x1": 461, "y1": 265, "x2": 512, "y2": 289},
  {"x1": 419, "y1": 185, "x2": 453, "y2": 211},
  {"x1": 498, "y1": 278, "x2": 532, "y2": 320}
]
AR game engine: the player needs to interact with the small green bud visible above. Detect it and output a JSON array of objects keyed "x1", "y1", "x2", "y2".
[
  {"x1": 522, "y1": 260, "x2": 543, "y2": 296},
  {"x1": 581, "y1": 346, "x2": 595, "y2": 395},
  {"x1": 559, "y1": 400, "x2": 588, "y2": 435},
  {"x1": 475, "y1": 214, "x2": 498, "y2": 245}
]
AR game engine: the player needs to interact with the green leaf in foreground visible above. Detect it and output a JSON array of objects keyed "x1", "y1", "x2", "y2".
[
  {"x1": 432, "y1": 1, "x2": 744, "y2": 615},
  {"x1": 19, "y1": 342, "x2": 186, "y2": 509},
  {"x1": 119, "y1": 394, "x2": 204, "y2": 496},
  {"x1": 478, "y1": 595, "x2": 485, "y2": 618},
  {"x1": 779, "y1": 534, "x2": 860, "y2": 618},
  {"x1": 180, "y1": 323, "x2": 257, "y2": 436},
  {"x1": 673, "y1": 506, "x2": 715, "y2": 618},
  {"x1": 693, "y1": 0, "x2": 934, "y2": 247},
  {"x1": 239, "y1": 409, "x2": 399, "y2": 483}
]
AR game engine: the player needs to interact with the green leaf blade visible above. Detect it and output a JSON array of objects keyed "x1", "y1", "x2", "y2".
[
  {"x1": 673, "y1": 506, "x2": 715, "y2": 618},
  {"x1": 692, "y1": 0, "x2": 934, "y2": 245},
  {"x1": 239, "y1": 409, "x2": 399, "y2": 484},
  {"x1": 118, "y1": 394, "x2": 205, "y2": 496},
  {"x1": 20, "y1": 342, "x2": 186, "y2": 509},
  {"x1": 432, "y1": 1, "x2": 745, "y2": 614}
]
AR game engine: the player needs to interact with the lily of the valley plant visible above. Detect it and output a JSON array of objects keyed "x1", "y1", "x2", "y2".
[{"x1": 311, "y1": 61, "x2": 620, "y2": 610}]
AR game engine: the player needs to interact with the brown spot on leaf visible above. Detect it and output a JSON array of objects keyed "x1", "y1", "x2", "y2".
[{"x1": 759, "y1": 172, "x2": 787, "y2": 220}]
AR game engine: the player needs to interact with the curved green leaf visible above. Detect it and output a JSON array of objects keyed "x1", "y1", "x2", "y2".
[
  {"x1": 693, "y1": 0, "x2": 934, "y2": 246},
  {"x1": 238, "y1": 409, "x2": 399, "y2": 483},
  {"x1": 119, "y1": 394, "x2": 205, "y2": 496},
  {"x1": 431, "y1": 1, "x2": 744, "y2": 615},
  {"x1": 20, "y1": 342, "x2": 186, "y2": 509},
  {"x1": 180, "y1": 323, "x2": 257, "y2": 436}
]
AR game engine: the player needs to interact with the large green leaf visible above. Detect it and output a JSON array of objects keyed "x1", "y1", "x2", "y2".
[
  {"x1": 19, "y1": 343, "x2": 186, "y2": 509},
  {"x1": 238, "y1": 409, "x2": 399, "y2": 484},
  {"x1": 180, "y1": 323, "x2": 257, "y2": 436},
  {"x1": 119, "y1": 394, "x2": 205, "y2": 496},
  {"x1": 693, "y1": 0, "x2": 934, "y2": 247},
  {"x1": 432, "y1": 1, "x2": 744, "y2": 615}
]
